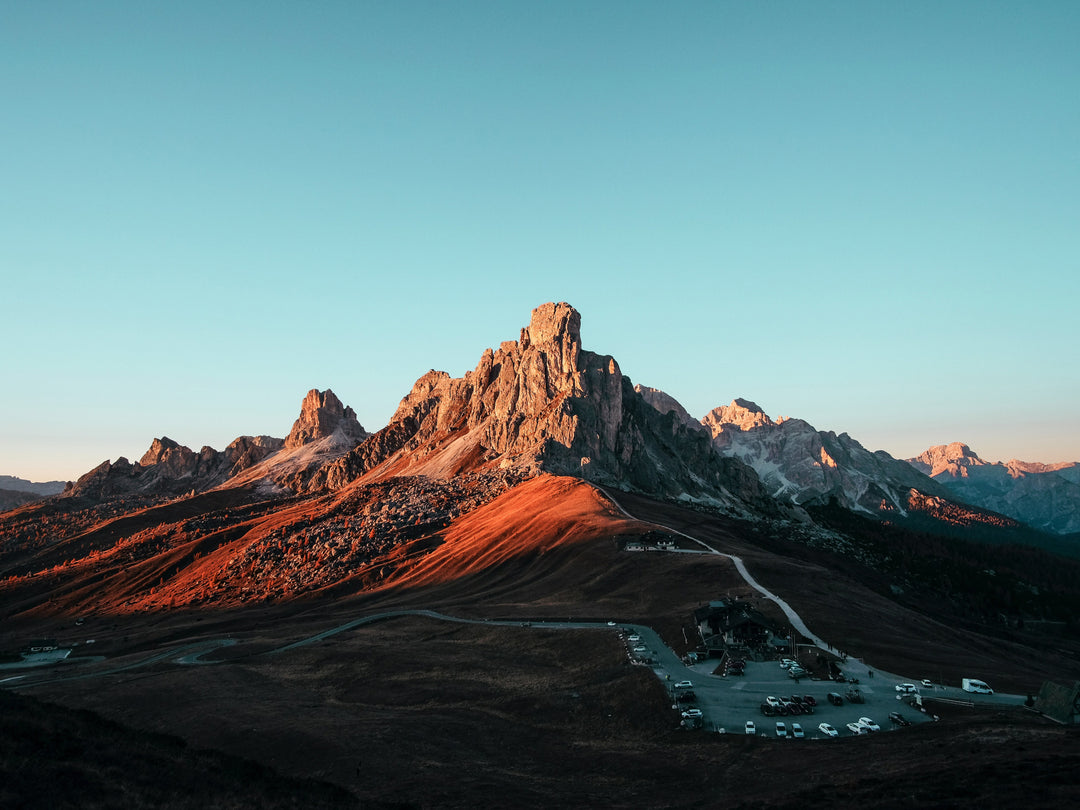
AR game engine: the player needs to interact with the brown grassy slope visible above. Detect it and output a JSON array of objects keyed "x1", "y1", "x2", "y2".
[{"x1": 325, "y1": 476, "x2": 768, "y2": 647}]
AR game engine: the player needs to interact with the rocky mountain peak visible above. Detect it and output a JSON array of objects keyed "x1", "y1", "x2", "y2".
[
  {"x1": 138, "y1": 437, "x2": 198, "y2": 480},
  {"x1": 907, "y1": 443, "x2": 986, "y2": 478},
  {"x1": 284, "y1": 389, "x2": 366, "y2": 450},
  {"x1": 701, "y1": 399, "x2": 775, "y2": 436},
  {"x1": 315, "y1": 302, "x2": 774, "y2": 510},
  {"x1": 139, "y1": 436, "x2": 184, "y2": 467}
]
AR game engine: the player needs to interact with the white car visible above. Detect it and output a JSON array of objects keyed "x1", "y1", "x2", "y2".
[
  {"x1": 858, "y1": 717, "x2": 881, "y2": 732},
  {"x1": 790, "y1": 723, "x2": 804, "y2": 738},
  {"x1": 921, "y1": 679, "x2": 934, "y2": 688},
  {"x1": 627, "y1": 635, "x2": 641, "y2": 642},
  {"x1": 779, "y1": 658, "x2": 797, "y2": 669},
  {"x1": 895, "y1": 683, "x2": 918, "y2": 693},
  {"x1": 846, "y1": 722, "x2": 866, "y2": 735},
  {"x1": 682, "y1": 708, "x2": 703, "y2": 719},
  {"x1": 775, "y1": 721, "x2": 787, "y2": 738},
  {"x1": 674, "y1": 680, "x2": 693, "y2": 689},
  {"x1": 818, "y1": 722, "x2": 838, "y2": 737},
  {"x1": 745, "y1": 720, "x2": 756, "y2": 735},
  {"x1": 764, "y1": 696, "x2": 781, "y2": 708}
]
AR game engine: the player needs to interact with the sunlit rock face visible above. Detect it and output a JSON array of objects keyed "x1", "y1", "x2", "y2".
[
  {"x1": 908, "y1": 444, "x2": 1080, "y2": 534},
  {"x1": 908, "y1": 442, "x2": 988, "y2": 478},
  {"x1": 284, "y1": 389, "x2": 367, "y2": 450},
  {"x1": 319, "y1": 302, "x2": 775, "y2": 510},
  {"x1": 697, "y1": 400, "x2": 946, "y2": 515}
]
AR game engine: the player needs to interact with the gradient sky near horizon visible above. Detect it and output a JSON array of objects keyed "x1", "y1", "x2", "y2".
[{"x1": 3, "y1": 1, "x2": 1078, "y2": 482}]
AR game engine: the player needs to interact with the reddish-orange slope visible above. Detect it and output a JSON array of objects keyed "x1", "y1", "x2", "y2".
[{"x1": 372, "y1": 475, "x2": 652, "y2": 591}]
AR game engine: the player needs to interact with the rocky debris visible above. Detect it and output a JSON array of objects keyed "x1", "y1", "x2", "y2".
[
  {"x1": 695, "y1": 399, "x2": 949, "y2": 514},
  {"x1": 318, "y1": 303, "x2": 775, "y2": 511},
  {"x1": 907, "y1": 444, "x2": 1080, "y2": 535},
  {"x1": 122, "y1": 470, "x2": 526, "y2": 610},
  {"x1": 284, "y1": 389, "x2": 367, "y2": 450}
]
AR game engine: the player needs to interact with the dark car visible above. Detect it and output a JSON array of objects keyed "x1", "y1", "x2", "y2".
[
  {"x1": 760, "y1": 702, "x2": 777, "y2": 717},
  {"x1": 779, "y1": 698, "x2": 802, "y2": 716},
  {"x1": 801, "y1": 695, "x2": 817, "y2": 707},
  {"x1": 827, "y1": 692, "x2": 844, "y2": 706},
  {"x1": 888, "y1": 711, "x2": 911, "y2": 727},
  {"x1": 676, "y1": 691, "x2": 697, "y2": 703}
]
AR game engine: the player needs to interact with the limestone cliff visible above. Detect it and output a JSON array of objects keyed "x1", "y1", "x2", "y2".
[{"x1": 319, "y1": 303, "x2": 774, "y2": 510}]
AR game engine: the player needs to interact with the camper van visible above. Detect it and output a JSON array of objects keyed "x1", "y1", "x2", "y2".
[{"x1": 961, "y1": 678, "x2": 993, "y2": 694}]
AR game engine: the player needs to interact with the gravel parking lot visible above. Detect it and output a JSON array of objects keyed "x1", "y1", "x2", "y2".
[
  {"x1": 665, "y1": 659, "x2": 938, "y2": 736},
  {"x1": 619, "y1": 625, "x2": 1014, "y2": 738}
]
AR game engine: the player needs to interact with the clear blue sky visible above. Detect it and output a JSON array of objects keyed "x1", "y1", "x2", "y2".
[{"x1": 2, "y1": 1, "x2": 1078, "y2": 482}]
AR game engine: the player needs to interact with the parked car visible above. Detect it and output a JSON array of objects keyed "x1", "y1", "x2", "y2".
[
  {"x1": 674, "y1": 680, "x2": 694, "y2": 690},
  {"x1": 676, "y1": 691, "x2": 697, "y2": 703},
  {"x1": 888, "y1": 711, "x2": 911, "y2": 727},
  {"x1": 627, "y1": 635, "x2": 640, "y2": 642},
  {"x1": 846, "y1": 722, "x2": 866, "y2": 735},
  {"x1": 921, "y1": 679, "x2": 934, "y2": 689},
  {"x1": 745, "y1": 721, "x2": 756, "y2": 735},
  {"x1": 775, "y1": 721, "x2": 788, "y2": 738},
  {"x1": 790, "y1": 723, "x2": 804, "y2": 739},
  {"x1": 780, "y1": 658, "x2": 797, "y2": 669},
  {"x1": 818, "y1": 722, "x2": 839, "y2": 738},
  {"x1": 895, "y1": 683, "x2": 918, "y2": 693},
  {"x1": 765, "y1": 696, "x2": 781, "y2": 708},
  {"x1": 779, "y1": 697, "x2": 802, "y2": 715},
  {"x1": 760, "y1": 702, "x2": 777, "y2": 717},
  {"x1": 827, "y1": 692, "x2": 844, "y2": 706},
  {"x1": 801, "y1": 695, "x2": 818, "y2": 707},
  {"x1": 857, "y1": 717, "x2": 880, "y2": 732},
  {"x1": 682, "y1": 708, "x2": 703, "y2": 719}
]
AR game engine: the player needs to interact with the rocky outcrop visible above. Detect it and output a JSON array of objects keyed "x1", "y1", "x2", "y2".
[
  {"x1": 698, "y1": 399, "x2": 948, "y2": 514},
  {"x1": 320, "y1": 302, "x2": 775, "y2": 511},
  {"x1": 284, "y1": 389, "x2": 366, "y2": 450},
  {"x1": 65, "y1": 434, "x2": 285, "y2": 501},
  {"x1": 907, "y1": 444, "x2": 1080, "y2": 534}
]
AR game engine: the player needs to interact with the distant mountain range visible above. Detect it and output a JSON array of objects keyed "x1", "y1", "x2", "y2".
[
  {"x1": 0, "y1": 475, "x2": 66, "y2": 497},
  {"x1": 906, "y1": 443, "x2": 1080, "y2": 535}
]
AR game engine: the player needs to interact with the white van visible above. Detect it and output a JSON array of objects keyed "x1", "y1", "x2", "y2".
[{"x1": 961, "y1": 678, "x2": 993, "y2": 694}]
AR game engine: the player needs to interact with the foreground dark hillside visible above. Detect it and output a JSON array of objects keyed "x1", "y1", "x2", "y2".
[
  {"x1": 0, "y1": 689, "x2": 358, "y2": 810},
  {"x1": 12, "y1": 616, "x2": 1080, "y2": 809}
]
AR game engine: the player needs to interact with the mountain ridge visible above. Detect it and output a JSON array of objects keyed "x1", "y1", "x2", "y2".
[{"x1": 907, "y1": 443, "x2": 1080, "y2": 534}]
